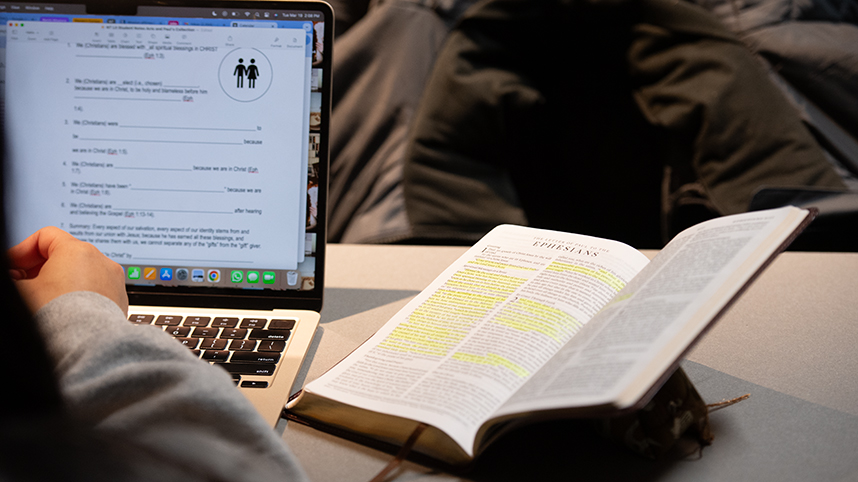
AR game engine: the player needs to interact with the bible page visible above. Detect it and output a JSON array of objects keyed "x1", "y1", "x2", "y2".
[
  {"x1": 304, "y1": 225, "x2": 650, "y2": 455},
  {"x1": 495, "y1": 206, "x2": 809, "y2": 418}
]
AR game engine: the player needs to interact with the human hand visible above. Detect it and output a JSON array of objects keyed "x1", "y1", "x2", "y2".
[{"x1": 7, "y1": 227, "x2": 128, "y2": 315}]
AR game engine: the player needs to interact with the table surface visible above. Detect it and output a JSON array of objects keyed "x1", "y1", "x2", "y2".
[{"x1": 279, "y1": 244, "x2": 858, "y2": 482}]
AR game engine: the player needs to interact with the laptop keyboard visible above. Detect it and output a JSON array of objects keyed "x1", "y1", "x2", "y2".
[{"x1": 128, "y1": 313, "x2": 296, "y2": 388}]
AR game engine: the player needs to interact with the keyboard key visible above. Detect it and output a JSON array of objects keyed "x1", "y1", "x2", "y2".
[
  {"x1": 240, "y1": 380, "x2": 269, "y2": 388},
  {"x1": 154, "y1": 315, "x2": 182, "y2": 326},
  {"x1": 176, "y1": 337, "x2": 200, "y2": 349},
  {"x1": 216, "y1": 363, "x2": 277, "y2": 376},
  {"x1": 191, "y1": 327, "x2": 220, "y2": 338},
  {"x1": 183, "y1": 316, "x2": 211, "y2": 327},
  {"x1": 231, "y1": 352, "x2": 281, "y2": 364},
  {"x1": 257, "y1": 340, "x2": 286, "y2": 352},
  {"x1": 240, "y1": 318, "x2": 268, "y2": 329},
  {"x1": 229, "y1": 339, "x2": 257, "y2": 351},
  {"x1": 128, "y1": 314, "x2": 154, "y2": 324},
  {"x1": 199, "y1": 338, "x2": 228, "y2": 350},
  {"x1": 201, "y1": 350, "x2": 230, "y2": 361},
  {"x1": 166, "y1": 326, "x2": 191, "y2": 337},
  {"x1": 248, "y1": 329, "x2": 291, "y2": 341},
  {"x1": 211, "y1": 317, "x2": 239, "y2": 328},
  {"x1": 220, "y1": 328, "x2": 248, "y2": 339},
  {"x1": 269, "y1": 319, "x2": 296, "y2": 330}
]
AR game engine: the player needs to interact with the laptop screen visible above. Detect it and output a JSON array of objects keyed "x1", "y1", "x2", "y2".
[{"x1": 1, "y1": 1, "x2": 331, "y2": 310}]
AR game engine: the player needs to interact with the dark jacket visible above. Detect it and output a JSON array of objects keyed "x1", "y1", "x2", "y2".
[
  {"x1": 402, "y1": 0, "x2": 845, "y2": 247},
  {"x1": 327, "y1": 0, "x2": 847, "y2": 246}
]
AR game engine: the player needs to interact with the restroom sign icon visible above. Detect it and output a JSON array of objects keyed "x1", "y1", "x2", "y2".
[{"x1": 219, "y1": 48, "x2": 272, "y2": 102}]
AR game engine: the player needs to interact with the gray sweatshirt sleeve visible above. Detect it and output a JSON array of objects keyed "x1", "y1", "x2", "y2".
[{"x1": 34, "y1": 291, "x2": 309, "y2": 482}]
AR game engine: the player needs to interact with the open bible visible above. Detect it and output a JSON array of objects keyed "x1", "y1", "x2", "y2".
[{"x1": 285, "y1": 207, "x2": 814, "y2": 468}]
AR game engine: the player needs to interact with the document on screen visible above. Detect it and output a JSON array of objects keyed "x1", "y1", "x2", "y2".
[{"x1": 3, "y1": 22, "x2": 310, "y2": 270}]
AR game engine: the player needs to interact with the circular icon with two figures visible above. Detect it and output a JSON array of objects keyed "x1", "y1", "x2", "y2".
[{"x1": 218, "y1": 48, "x2": 272, "y2": 102}]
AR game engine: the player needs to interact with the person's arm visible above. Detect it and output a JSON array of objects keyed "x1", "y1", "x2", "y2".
[{"x1": 8, "y1": 228, "x2": 309, "y2": 482}]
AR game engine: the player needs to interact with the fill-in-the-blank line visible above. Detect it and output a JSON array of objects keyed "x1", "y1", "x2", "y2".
[
  {"x1": 79, "y1": 138, "x2": 243, "y2": 145},
  {"x1": 113, "y1": 167, "x2": 193, "y2": 171},
  {"x1": 130, "y1": 188, "x2": 224, "y2": 193},
  {"x1": 73, "y1": 96, "x2": 181, "y2": 102},
  {"x1": 114, "y1": 208, "x2": 234, "y2": 214},
  {"x1": 120, "y1": 125, "x2": 257, "y2": 132},
  {"x1": 75, "y1": 55, "x2": 141, "y2": 59}
]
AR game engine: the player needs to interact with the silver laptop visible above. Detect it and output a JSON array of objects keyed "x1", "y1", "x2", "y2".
[{"x1": 1, "y1": 0, "x2": 332, "y2": 426}]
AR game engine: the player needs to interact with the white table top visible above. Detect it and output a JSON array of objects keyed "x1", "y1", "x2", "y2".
[{"x1": 280, "y1": 245, "x2": 858, "y2": 481}]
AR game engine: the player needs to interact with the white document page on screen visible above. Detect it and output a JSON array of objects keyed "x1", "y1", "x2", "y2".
[{"x1": 4, "y1": 22, "x2": 308, "y2": 270}]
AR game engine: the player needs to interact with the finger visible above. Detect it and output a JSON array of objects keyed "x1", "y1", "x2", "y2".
[{"x1": 7, "y1": 226, "x2": 75, "y2": 273}]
